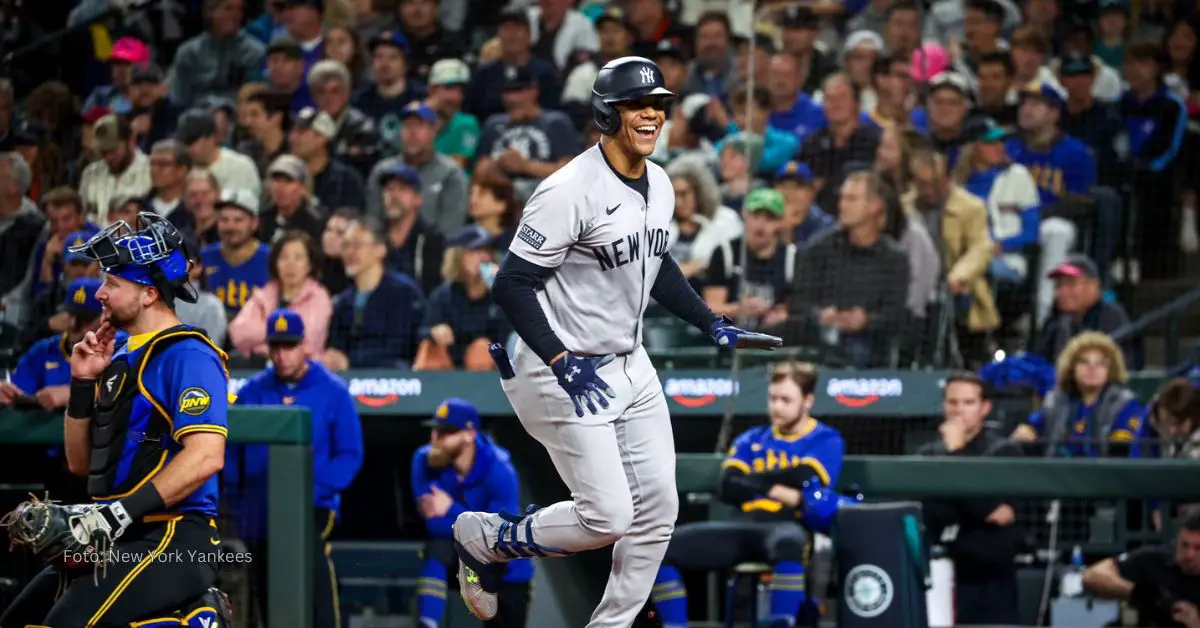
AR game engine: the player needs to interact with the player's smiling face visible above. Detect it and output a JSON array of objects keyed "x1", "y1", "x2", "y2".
[{"x1": 615, "y1": 96, "x2": 670, "y2": 156}]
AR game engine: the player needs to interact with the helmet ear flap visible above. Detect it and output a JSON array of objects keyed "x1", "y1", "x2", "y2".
[{"x1": 592, "y1": 96, "x2": 620, "y2": 135}]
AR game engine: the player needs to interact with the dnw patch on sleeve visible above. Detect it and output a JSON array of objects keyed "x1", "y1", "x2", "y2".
[{"x1": 518, "y1": 224, "x2": 548, "y2": 250}]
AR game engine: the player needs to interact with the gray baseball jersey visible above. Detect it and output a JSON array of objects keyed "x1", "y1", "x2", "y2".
[{"x1": 507, "y1": 143, "x2": 674, "y2": 355}]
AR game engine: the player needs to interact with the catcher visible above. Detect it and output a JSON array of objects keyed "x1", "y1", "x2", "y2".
[{"x1": 0, "y1": 213, "x2": 232, "y2": 627}]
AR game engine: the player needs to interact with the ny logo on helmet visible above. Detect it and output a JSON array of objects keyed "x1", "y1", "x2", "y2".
[{"x1": 640, "y1": 67, "x2": 655, "y2": 84}]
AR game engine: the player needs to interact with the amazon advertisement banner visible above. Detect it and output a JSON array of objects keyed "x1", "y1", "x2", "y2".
[{"x1": 227, "y1": 368, "x2": 950, "y2": 418}]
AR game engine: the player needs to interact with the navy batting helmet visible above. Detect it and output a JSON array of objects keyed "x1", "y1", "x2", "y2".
[{"x1": 591, "y1": 56, "x2": 675, "y2": 135}]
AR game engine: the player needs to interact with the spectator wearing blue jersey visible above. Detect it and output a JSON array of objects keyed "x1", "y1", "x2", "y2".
[
  {"x1": 201, "y1": 189, "x2": 272, "y2": 317},
  {"x1": 281, "y1": 0, "x2": 326, "y2": 71},
  {"x1": 323, "y1": 216, "x2": 425, "y2": 370},
  {"x1": 766, "y1": 53, "x2": 825, "y2": 145},
  {"x1": 0, "y1": 277, "x2": 110, "y2": 409},
  {"x1": 956, "y1": 119, "x2": 1074, "y2": 327},
  {"x1": 1013, "y1": 331, "x2": 1152, "y2": 458},
  {"x1": 410, "y1": 398, "x2": 533, "y2": 628},
  {"x1": 1121, "y1": 40, "x2": 1189, "y2": 279}
]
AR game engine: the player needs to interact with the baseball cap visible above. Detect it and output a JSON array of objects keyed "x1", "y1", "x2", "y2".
[
  {"x1": 652, "y1": 39, "x2": 687, "y2": 63},
  {"x1": 1049, "y1": 253, "x2": 1099, "y2": 280},
  {"x1": 447, "y1": 225, "x2": 494, "y2": 250},
  {"x1": 131, "y1": 63, "x2": 164, "y2": 85},
  {"x1": 267, "y1": 36, "x2": 304, "y2": 59},
  {"x1": 596, "y1": 6, "x2": 634, "y2": 32},
  {"x1": 109, "y1": 37, "x2": 150, "y2": 65},
  {"x1": 197, "y1": 94, "x2": 237, "y2": 117},
  {"x1": 214, "y1": 188, "x2": 261, "y2": 217},
  {"x1": 368, "y1": 30, "x2": 409, "y2": 54},
  {"x1": 293, "y1": 106, "x2": 337, "y2": 139},
  {"x1": 421, "y1": 398, "x2": 480, "y2": 430},
  {"x1": 1060, "y1": 52, "x2": 1094, "y2": 77},
  {"x1": 1099, "y1": 0, "x2": 1129, "y2": 14},
  {"x1": 744, "y1": 188, "x2": 785, "y2": 218},
  {"x1": 502, "y1": 65, "x2": 537, "y2": 91},
  {"x1": 497, "y1": 8, "x2": 529, "y2": 28},
  {"x1": 64, "y1": 230, "x2": 96, "y2": 264},
  {"x1": 282, "y1": 0, "x2": 323, "y2": 11},
  {"x1": 176, "y1": 109, "x2": 218, "y2": 144},
  {"x1": 775, "y1": 160, "x2": 814, "y2": 185},
  {"x1": 911, "y1": 42, "x2": 951, "y2": 83},
  {"x1": 11, "y1": 120, "x2": 47, "y2": 147},
  {"x1": 93, "y1": 115, "x2": 127, "y2": 153},
  {"x1": 975, "y1": 118, "x2": 1010, "y2": 143},
  {"x1": 1020, "y1": 79, "x2": 1067, "y2": 108},
  {"x1": 429, "y1": 59, "x2": 470, "y2": 86},
  {"x1": 378, "y1": 162, "x2": 422, "y2": 191},
  {"x1": 266, "y1": 309, "x2": 305, "y2": 346},
  {"x1": 929, "y1": 71, "x2": 970, "y2": 97},
  {"x1": 267, "y1": 154, "x2": 309, "y2": 183},
  {"x1": 780, "y1": 6, "x2": 818, "y2": 30},
  {"x1": 61, "y1": 277, "x2": 103, "y2": 317},
  {"x1": 401, "y1": 101, "x2": 437, "y2": 123}
]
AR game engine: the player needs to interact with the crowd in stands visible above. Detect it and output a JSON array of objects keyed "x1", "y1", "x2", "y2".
[{"x1": 0, "y1": 0, "x2": 1197, "y2": 377}]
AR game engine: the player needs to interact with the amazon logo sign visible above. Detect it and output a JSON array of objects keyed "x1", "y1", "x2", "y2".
[
  {"x1": 664, "y1": 377, "x2": 739, "y2": 408},
  {"x1": 825, "y1": 377, "x2": 903, "y2": 408},
  {"x1": 348, "y1": 377, "x2": 423, "y2": 408}
]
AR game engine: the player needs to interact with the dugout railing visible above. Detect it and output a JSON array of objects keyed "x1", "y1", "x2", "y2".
[{"x1": 0, "y1": 407, "x2": 314, "y2": 628}]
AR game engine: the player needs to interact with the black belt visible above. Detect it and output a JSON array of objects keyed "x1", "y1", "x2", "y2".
[{"x1": 575, "y1": 351, "x2": 633, "y2": 358}]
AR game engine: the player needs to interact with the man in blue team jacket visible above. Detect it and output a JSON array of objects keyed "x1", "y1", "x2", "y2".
[
  {"x1": 225, "y1": 309, "x2": 365, "y2": 628},
  {"x1": 411, "y1": 398, "x2": 532, "y2": 628}
]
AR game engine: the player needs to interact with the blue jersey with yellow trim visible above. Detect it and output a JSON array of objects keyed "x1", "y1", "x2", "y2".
[
  {"x1": 722, "y1": 419, "x2": 845, "y2": 517},
  {"x1": 201, "y1": 242, "x2": 271, "y2": 316},
  {"x1": 411, "y1": 435, "x2": 533, "y2": 583},
  {"x1": 12, "y1": 330, "x2": 129, "y2": 396},
  {"x1": 102, "y1": 327, "x2": 229, "y2": 517},
  {"x1": 1026, "y1": 396, "x2": 1152, "y2": 458},
  {"x1": 225, "y1": 361, "x2": 365, "y2": 540}
]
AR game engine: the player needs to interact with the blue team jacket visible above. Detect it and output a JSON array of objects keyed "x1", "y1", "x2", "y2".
[
  {"x1": 411, "y1": 434, "x2": 533, "y2": 583},
  {"x1": 224, "y1": 360, "x2": 365, "y2": 540}
]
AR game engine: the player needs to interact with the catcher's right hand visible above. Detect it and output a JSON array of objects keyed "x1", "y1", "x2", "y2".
[{"x1": 1, "y1": 496, "x2": 101, "y2": 568}]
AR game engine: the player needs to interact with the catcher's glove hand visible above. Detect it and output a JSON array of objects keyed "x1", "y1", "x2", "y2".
[
  {"x1": 709, "y1": 317, "x2": 784, "y2": 350},
  {"x1": 1, "y1": 495, "x2": 99, "y2": 568}
]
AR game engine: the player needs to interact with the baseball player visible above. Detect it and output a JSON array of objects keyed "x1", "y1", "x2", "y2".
[
  {"x1": 452, "y1": 56, "x2": 782, "y2": 628},
  {"x1": 224, "y1": 309, "x2": 365, "y2": 628},
  {"x1": 0, "y1": 212, "x2": 231, "y2": 627},
  {"x1": 651, "y1": 362, "x2": 852, "y2": 628}
]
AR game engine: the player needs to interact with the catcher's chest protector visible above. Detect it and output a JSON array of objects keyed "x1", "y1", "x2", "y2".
[{"x1": 88, "y1": 325, "x2": 209, "y2": 501}]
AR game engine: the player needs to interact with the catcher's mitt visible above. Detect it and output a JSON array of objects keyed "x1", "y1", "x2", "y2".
[{"x1": 0, "y1": 495, "x2": 99, "y2": 569}]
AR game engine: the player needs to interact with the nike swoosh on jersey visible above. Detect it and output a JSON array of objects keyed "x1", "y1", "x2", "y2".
[{"x1": 606, "y1": 204, "x2": 621, "y2": 215}]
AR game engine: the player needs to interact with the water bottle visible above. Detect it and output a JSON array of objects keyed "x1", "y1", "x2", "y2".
[{"x1": 1059, "y1": 545, "x2": 1086, "y2": 598}]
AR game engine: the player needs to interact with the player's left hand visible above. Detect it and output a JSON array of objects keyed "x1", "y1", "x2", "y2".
[
  {"x1": 709, "y1": 317, "x2": 783, "y2": 350},
  {"x1": 551, "y1": 352, "x2": 617, "y2": 417},
  {"x1": 68, "y1": 502, "x2": 133, "y2": 555}
]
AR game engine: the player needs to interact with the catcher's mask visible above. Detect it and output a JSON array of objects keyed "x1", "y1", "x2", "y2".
[{"x1": 69, "y1": 212, "x2": 197, "y2": 309}]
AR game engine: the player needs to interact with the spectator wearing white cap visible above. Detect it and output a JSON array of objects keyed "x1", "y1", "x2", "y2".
[
  {"x1": 524, "y1": 0, "x2": 598, "y2": 71},
  {"x1": 288, "y1": 106, "x2": 367, "y2": 213},
  {"x1": 427, "y1": 59, "x2": 481, "y2": 170},
  {"x1": 260, "y1": 154, "x2": 327, "y2": 245},
  {"x1": 202, "y1": 188, "x2": 272, "y2": 318},
  {"x1": 353, "y1": 30, "x2": 427, "y2": 150},
  {"x1": 177, "y1": 108, "x2": 262, "y2": 197},
  {"x1": 814, "y1": 31, "x2": 885, "y2": 114}
]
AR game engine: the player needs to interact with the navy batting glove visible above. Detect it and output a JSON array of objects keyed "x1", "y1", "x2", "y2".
[
  {"x1": 709, "y1": 317, "x2": 784, "y2": 350},
  {"x1": 551, "y1": 353, "x2": 617, "y2": 417}
]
